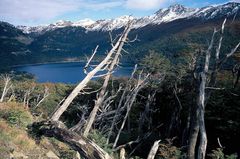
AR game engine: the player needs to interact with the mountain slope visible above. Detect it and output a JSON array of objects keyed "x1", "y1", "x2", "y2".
[
  {"x1": 0, "y1": 22, "x2": 33, "y2": 68},
  {"x1": 0, "y1": 2, "x2": 240, "y2": 69}
]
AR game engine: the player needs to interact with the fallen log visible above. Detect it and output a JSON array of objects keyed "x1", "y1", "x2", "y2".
[{"x1": 31, "y1": 120, "x2": 113, "y2": 159}]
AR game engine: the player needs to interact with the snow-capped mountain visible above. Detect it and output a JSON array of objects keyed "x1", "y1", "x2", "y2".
[
  {"x1": 72, "y1": 18, "x2": 95, "y2": 27},
  {"x1": 17, "y1": 2, "x2": 240, "y2": 34},
  {"x1": 193, "y1": 2, "x2": 240, "y2": 19}
]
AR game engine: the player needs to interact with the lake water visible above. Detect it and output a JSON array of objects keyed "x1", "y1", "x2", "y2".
[{"x1": 14, "y1": 62, "x2": 134, "y2": 84}]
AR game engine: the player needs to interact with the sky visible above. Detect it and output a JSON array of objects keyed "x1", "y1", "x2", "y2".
[{"x1": 0, "y1": 0, "x2": 239, "y2": 26}]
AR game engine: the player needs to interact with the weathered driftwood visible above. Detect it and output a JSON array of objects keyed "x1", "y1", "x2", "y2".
[{"x1": 32, "y1": 120, "x2": 113, "y2": 159}]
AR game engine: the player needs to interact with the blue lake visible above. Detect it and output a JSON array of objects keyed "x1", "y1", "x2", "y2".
[{"x1": 14, "y1": 62, "x2": 134, "y2": 84}]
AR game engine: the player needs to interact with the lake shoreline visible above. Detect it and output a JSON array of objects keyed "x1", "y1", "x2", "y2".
[
  {"x1": 11, "y1": 60, "x2": 88, "y2": 68},
  {"x1": 12, "y1": 60, "x2": 135, "y2": 68},
  {"x1": 13, "y1": 62, "x2": 135, "y2": 84}
]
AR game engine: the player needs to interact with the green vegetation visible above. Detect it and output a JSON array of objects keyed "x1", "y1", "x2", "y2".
[
  {"x1": 89, "y1": 130, "x2": 113, "y2": 154},
  {"x1": 0, "y1": 102, "x2": 32, "y2": 127}
]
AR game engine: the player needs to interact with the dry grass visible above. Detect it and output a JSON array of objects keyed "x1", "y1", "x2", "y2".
[
  {"x1": 0, "y1": 102, "x2": 33, "y2": 127},
  {"x1": 0, "y1": 102, "x2": 37, "y2": 157},
  {"x1": 0, "y1": 120, "x2": 36, "y2": 152}
]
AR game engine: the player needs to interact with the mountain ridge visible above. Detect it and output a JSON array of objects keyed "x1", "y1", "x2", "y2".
[{"x1": 16, "y1": 2, "x2": 240, "y2": 34}]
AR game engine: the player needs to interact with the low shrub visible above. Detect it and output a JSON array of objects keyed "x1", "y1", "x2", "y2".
[{"x1": 0, "y1": 102, "x2": 33, "y2": 127}]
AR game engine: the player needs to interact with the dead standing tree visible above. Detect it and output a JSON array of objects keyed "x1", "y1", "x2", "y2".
[
  {"x1": 106, "y1": 65, "x2": 138, "y2": 145},
  {"x1": 96, "y1": 85, "x2": 123, "y2": 134},
  {"x1": 83, "y1": 22, "x2": 134, "y2": 137},
  {"x1": 23, "y1": 86, "x2": 35, "y2": 108},
  {"x1": 187, "y1": 19, "x2": 240, "y2": 159},
  {"x1": 112, "y1": 70, "x2": 149, "y2": 148},
  {"x1": 0, "y1": 74, "x2": 12, "y2": 103},
  {"x1": 34, "y1": 86, "x2": 50, "y2": 109}
]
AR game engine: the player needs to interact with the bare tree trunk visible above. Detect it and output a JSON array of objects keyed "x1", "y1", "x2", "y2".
[
  {"x1": 196, "y1": 72, "x2": 208, "y2": 159},
  {"x1": 0, "y1": 75, "x2": 12, "y2": 103},
  {"x1": 70, "y1": 112, "x2": 86, "y2": 133},
  {"x1": 194, "y1": 32, "x2": 212, "y2": 157},
  {"x1": 83, "y1": 23, "x2": 132, "y2": 137},
  {"x1": 187, "y1": 19, "x2": 240, "y2": 159},
  {"x1": 147, "y1": 140, "x2": 161, "y2": 159},
  {"x1": 187, "y1": 27, "x2": 217, "y2": 159},
  {"x1": 138, "y1": 91, "x2": 155, "y2": 137},
  {"x1": 187, "y1": 109, "x2": 199, "y2": 159},
  {"x1": 34, "y1": 86, "x2": 50, "y2": 109},
  {"x1": 33, "y1": 121, "x2": 113, "y2": 159},
  {"x1": 106, "y1": 66, "x2": 137, "y2": 144},
  {"x1": 119, "y1": 148, "x2": 126, "y2": 159},
  {"x1": 113, "y1": 72, "x2": 149, "y2": 148},
  {"x1": 23, "y1": 87, "x2": 35, "y2": 108},
  {"x1": 197, "y1": 106, "x2": 207, "y2": 159},
  {"x1": 167, "y1": 87, "x2": 182, "y2": 138},
  {"x1": 51, "y1": 22, "x2": 132, "y2": 121}
]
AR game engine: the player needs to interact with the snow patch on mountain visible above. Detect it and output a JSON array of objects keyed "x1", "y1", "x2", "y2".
[
  {"x1": 72, "y1": 19, "x2": 95, "y2": 27},
  {"x1": 17, "y1": 2, "x2": 240, "y2": 34}
]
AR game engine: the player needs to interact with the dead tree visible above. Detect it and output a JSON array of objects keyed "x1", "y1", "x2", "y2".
[
  {"x1": 8, "y1": 86, "x2": 15, "y2": 102},
  {"x1": 106, "y1": 65, "x2": 137, "y2": 145},
  {"x1": 83, "y1": 23, "x2": 133, "y2": 137},
  {"x1": 96, "y1": 85, "x2": 122, "y2": 134},
  {"x1": 32, "y1": 120, "x2": 113, "y2": 159},
  {"x1": 0, "y1": 74, "x2": 12, "y2": 103},
  {"x1": 51, "y1": 22, "x2": 132, "y2": 121},
  {"x1": 112, "y1": 71, "x2": 149, "y2": 148},
  {"x1": 69, "y1": 107, "x2": 87, "y2": 133},
  {"x1": 147, "y1": 140, "x2": 161, "y2": 159},
  {"x1": 34, "y1": 86, "x2": 50, "y2": 109},
  {"x1": 32, "y1": 22, "x2": 133, "y2": 159},
  {"x1": 138, "y1": 91, "x2": 156, "y2": 137},
  {"x1": 166, "y1": 86, "x2": 183, "y2": 138},
  {"x1": 120, "y1": 148, "x2": 126, "y2": 159},
  {"x1": 23, "y1": 86, "x2": 35, "y2": 108},
  {"x1": 187, "y1": 19, "x2": 240, "y2": 159}
]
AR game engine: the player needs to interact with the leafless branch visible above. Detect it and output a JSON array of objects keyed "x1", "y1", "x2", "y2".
[{"x1": 84, "y1": 45, "x2": 99, "y2": 74}]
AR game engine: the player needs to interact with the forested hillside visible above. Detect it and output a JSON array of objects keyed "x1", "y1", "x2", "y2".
[{"x1": 0, "y1": 2, "x2": 240, "y2": 159}]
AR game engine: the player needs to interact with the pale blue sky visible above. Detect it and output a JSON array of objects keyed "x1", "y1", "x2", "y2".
[{"x1": 0, "y1": 0, "x2": 239, "y2": 26}]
